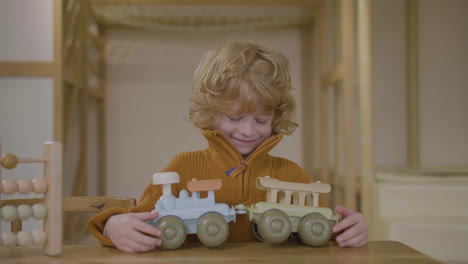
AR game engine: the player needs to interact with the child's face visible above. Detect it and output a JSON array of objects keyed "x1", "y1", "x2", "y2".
[{"x1": 215, "y1": 102, "x2": 273, "y2": 158}]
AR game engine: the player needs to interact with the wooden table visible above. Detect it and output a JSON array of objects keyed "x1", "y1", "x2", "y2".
[{"x1": 0, "y1": 241, "x2": 440, "y2": 264}]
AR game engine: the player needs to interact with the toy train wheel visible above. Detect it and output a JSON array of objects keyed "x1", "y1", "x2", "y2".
[
  {"x1": 197, "y1": 212, "x2": 229, "y2": 247},
  {"x1": 251, "y1": 223, "x2": 264, "y2": 242},
  {"x1": 298, "y1": 212, "x2": 332, "y2": 246},
  {"x1": 258, "y1": 209, "x2": 291, "y2": 244},
  {"x1": 156, "y1": 216, "x2": 186, "y2": 249}
]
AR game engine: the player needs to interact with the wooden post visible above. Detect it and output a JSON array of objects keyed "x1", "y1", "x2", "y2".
[
  {"x1": 98, "y1": 25, "x2": 107, "y2": 196},
  {"x1": 53, "y1": 0, "x2": 63, "y2": 143},
  {"x1": 77, "y1": 0, "x2": 89, "y2": 198},
  {"x1": 332, "y1": 0, "x2": 342, "y2": 207},
  {"x1": 318, "y1": 2, "x2": 330, "y2": 207},
  {"x1": 341, "y1": 0, "x2": 356, "y2": 210},
  {"x1": 300, "y1": 22, "x2": 315, "y2": 180},
  {"x1": 332, "y1": 0, "x2": 342, "y2": 205},
  {"x1": 357, "y1": 0, "x2": 375, "y2": 238},
  {"x1": 407, "y1": 0, "x2": 420, "y2": 169},
  {"x1": 0, "y1": 62, "x2": 53, "y2": 76},
  {"x1": 66, "y1": 1, "x2": 90, "y2": 242},
  {"x1": 0, "y1": 139, "x2": 2, "y2": 233},
  {"x1": 44, "y1": 142, "x2": 63, "y2": 256}
]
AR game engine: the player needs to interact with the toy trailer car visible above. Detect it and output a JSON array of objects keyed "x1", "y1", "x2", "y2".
[
  {"x1": 235, "y1": 176, "x2": 341, "y2": 247},
  {"x1": 147, "y1": 172, "x2": 237, "y2": 249}
]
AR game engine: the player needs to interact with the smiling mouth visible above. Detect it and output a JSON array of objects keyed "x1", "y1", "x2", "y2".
[{"x1": 232, "y1": 137, "x2": 257, "y2": 144}]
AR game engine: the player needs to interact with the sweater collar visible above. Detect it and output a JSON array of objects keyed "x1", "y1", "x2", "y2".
[{"x1": 201, "y1": 129, "x2": 283, "y2": 178}]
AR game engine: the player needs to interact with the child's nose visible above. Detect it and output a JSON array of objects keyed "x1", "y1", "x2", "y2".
[{"x1": 239, "y1": 120, "x2": 255, "y2": 136}]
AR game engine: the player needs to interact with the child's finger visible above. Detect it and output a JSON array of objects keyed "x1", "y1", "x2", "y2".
[
  {"x1": 134, "y1": 231, "x2": 161, "y2": 248},
  {"x1": 122, "y1": 238, "x2": 157, "y2": 253},
  {"x1": 337, "y1": 233, "x2": 368, "y2": 248},
  {"x1": 133, "y1": 211, "x2": 159, "y2": 221},
  {"x1": 135, "y1": 220, "x2": 162, "y2": 238},
  {"x1": 334, "y1": 206, "x2": 354, "y2": 218},
  {"x1": 336, "y1": 221, "x2": 368, "y2": 247},
  {"x1": 119, "y1": 245, "x2": 136, "y2": 254},
  {"x1": 337, "y1": 225, "x2": 364, "y2": 243},
  {"x1": 332, "y1": 213, "x2": 359, "y2": 233},
  {"x1": 125, "y1": 228, "x2": 160, "y2": 249},
  {"x1": 336, "y1": 226, "x2": 358, "y2": 243}
]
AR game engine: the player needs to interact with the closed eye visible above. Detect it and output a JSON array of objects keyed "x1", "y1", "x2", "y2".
[
  {"x1": 256, "y1": 119, "x2": 270, "y2": 124},
  {"x1": 227, "y1": 115, "x2": 241, "y2": 121}
]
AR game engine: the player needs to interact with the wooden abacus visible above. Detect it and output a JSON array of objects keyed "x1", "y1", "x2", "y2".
[{"x1": 0, "y1": 142, "x2": 62, "y2": 256}]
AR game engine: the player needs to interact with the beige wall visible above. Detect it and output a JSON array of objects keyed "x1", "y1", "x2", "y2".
[
  {"x1": 373, "y1": 0, "x2": 468, "y2": 168},
  {"x1": 0, "y1": 0, "x2": 465, "y2": 205},
  {"x1": 104, "y1": 0, "x2": 468, "y2": 200},
  {"x1": 418, "y1": 0, "x2": 468, "y2": 167},
  {"x1": 104, "y1": 29, "x2": 305, "y2": 200}
]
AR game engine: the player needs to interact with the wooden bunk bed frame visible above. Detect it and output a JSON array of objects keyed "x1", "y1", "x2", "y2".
[
  {"x1": 0, "y1": 0, "x2": 398, "y2": 241},
  {"x1": 59, "y1": 0, "x2": 374, "y2": 240}
]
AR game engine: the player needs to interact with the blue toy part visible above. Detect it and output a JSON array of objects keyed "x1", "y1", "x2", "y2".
[
  {"x1": 149, "y1": 203, "x2": 236, "y2": 234},
  {"x1": 147, "y1": 188, "x2": 236, "y2": 235},
  {"x1": 147, "y1": 172, "x2": 239, "y2": 249}
]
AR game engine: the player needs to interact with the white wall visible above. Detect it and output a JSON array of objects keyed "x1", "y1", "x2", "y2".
[
  {"x1": 0, "y1": 0, "x2": 53, "y2": 61},
  {"x1": 0, "y1": 0, "x2": 54, "y2": 231}
]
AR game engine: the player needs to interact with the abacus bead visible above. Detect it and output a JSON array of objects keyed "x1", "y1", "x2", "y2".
[
  {"x1": 17, "y1": 204, "x2": 33, "y2": 220},
  {"x1": 2, "y1": 205, "x2": 18, "y2": 221},
  {"x1": 17, "y1": 231, "x2": 33, "y2": 246},
  {"x1": 2, "y1": 179, "x2": 18, "y2": 195},
  {"x1": 32, "y1": 204, "x2": 48, "y2": 220},
  {"x1": 17, "y1": 178, "x2": 34, "y2": 194},
  {"x1": 32, "y1": 178, "x2": 47, "y2": 194},
  {"x1": 1, "y1": 153, "x2": 18, "y2": 169},
  {"x1": 32, "y1": 230, "x2": 47, "y2": 244},
  {"x1": 1, "y1": 232, "x2": 17, "y2": 247}
]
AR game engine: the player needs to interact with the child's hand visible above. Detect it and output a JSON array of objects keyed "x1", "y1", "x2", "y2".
[
  {"x1": 332, "y1": 206, "x2": 368, "y2": 248},
  {"x1": 104, "y1": 212, "x2": 162, "y2": 253}
]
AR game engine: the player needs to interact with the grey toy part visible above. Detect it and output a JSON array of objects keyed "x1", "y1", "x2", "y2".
[
  {"x1": 156, "y1": 216, "x2": 187, "y2": 249},
  {"x1": 298, "y1": 212, "x2": 332, "y2": 246},
  {"x1": 257, "y1": 209, "x2": 291, "y2": 244},
  {"x1": 196, "y1": 212, "x2": 229, "y2": 247}
]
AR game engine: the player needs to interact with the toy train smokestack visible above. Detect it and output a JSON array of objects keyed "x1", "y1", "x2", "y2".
[{"x1": 153, "y1": 172, "x2": 180, "y2": 196}]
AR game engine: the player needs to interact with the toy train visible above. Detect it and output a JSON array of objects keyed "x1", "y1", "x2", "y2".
[{"x1": 147, "y1": 172, "x2": 341, "y2": 250}]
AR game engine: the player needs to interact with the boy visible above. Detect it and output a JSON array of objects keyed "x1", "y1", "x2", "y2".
[{"x1": 88, "y1": 41, "x2": 368, "y2": 253}]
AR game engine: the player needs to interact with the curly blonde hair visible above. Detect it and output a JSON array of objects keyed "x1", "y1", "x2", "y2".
[{"x1": 189, "y1": 41, "x2": 298, "y2": 135}]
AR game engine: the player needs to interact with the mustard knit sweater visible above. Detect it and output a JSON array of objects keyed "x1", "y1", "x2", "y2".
[{"x1": 88, "y1": 129, "x2": 311, "y2": 247}]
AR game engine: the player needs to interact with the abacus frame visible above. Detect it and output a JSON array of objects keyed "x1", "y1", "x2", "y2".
[{"x1": 0, "y1": 142, "x2": 63, "y2": 256}]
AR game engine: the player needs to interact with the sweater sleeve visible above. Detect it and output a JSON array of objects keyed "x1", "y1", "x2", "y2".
[{"x1": 87, "y1": 153, "x2": 189, "y2": 247}]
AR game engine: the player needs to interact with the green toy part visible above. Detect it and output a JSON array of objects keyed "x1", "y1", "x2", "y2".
[
  {"x1": 32, "y1": 204, "x2": 47, "y2": 220},
  {"x1": 2, "y1": 205, "x2": 18, "y2": 222},
  {"x1": 17, "y1": 204, "x2": 33, "y2": 220}
]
